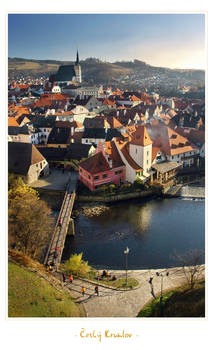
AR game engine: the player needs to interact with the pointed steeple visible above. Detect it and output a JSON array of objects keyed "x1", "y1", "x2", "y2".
[{"x1": 76, "y1": 50, "x2": 79, "y2": 65}]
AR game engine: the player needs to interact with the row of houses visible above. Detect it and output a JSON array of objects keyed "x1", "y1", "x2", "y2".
[
  {"x1": 8, "y1": 83, "x2": 205, "y2": 188},
  {"x1": 78, "y1": 123, "x2": 203, "y2": 191}
]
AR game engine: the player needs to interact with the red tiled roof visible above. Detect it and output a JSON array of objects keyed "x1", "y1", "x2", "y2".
[
  {"x1": 146, "y1": 123, "x2": 198, "y2": 156},
  {"x1": 103, "y1": 99, "x2": 116, "y2": 105},
  {"x1": 130, "y1": 95, "x2": 141, "y2": 101},
  {"x1": 152, "y1": 146, "x2": 161, "y2": 162},
  {"x1": 79, "y1": 151, "x2": 110, "y2": 174},
  {"x1": 121, "y1": 144, "x2": 142, "y2": 171},
  {"x1": 106, "y1": 116, "x2": 123, "y2": 128},
  {"x1": 105, "y1": 141, "x2": 125, "y2": 168},
  {"x1": 130, "y1": 125, "x2": 152, "y2": 147},
  {"x1": 175, "y1": 128, "x2": 205, "y2": 146},
  {"x1": 115, "y1": 138, "x2": 142, "y2": 171},
  {"x1": 8, "y1": 117, "x2": 19, "y2": 127}
]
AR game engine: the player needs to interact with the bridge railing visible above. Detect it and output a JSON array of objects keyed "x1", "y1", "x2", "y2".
[{"x1": 44, "y1": 181, "x2": 71, "y2": 266}]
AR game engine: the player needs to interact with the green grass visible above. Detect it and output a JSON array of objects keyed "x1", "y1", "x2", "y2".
[
  {"x1": 8, "y1": 262, "x2": 83, "y2": 317},
  {"x1": 87, "y1": 271, "x2": 139, "y2": 289},
  {"x1": 137, "y1": 279, "x2": 205, "y2": 317}
]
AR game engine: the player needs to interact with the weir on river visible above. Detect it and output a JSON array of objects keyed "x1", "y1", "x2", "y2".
[{"x1": 44, "y1": 180, "x2": 76, "y2": 269}]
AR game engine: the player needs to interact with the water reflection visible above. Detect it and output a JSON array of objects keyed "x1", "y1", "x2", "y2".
[{"x1": 62, "y1": 198, "x2": 205, "y2": 269}]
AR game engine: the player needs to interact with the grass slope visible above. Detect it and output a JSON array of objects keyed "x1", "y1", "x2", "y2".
[
  {"x1": 8, "y1": 262, "x2": 83, "y2": 317},
  {"x1": 137, "y1": 279, "x2": 205, "y2": 317}
]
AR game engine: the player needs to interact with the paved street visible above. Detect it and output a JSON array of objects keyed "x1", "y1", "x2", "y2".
[
  {"x1": 31, "y1": 169, "x2": 78, "y2": 191},
  {"x1": 61, "y1": 266, "x2": 205, "y2": 317}
]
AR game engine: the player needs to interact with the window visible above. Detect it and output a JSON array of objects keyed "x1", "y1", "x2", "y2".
[
  {"x1": 79, "y1": 168, "x2": 82, "y2": 172},
  {"x1": 85, "y1": 139, "x2": 88, "y2": 143},
  {"x1": 147, "y1": 151, "x2": 149, "y2": 156},
  {"x1": 88, "y1": 175, "x2": 91, "y2": 179},
  {"x1": 94, "y1": 175, "x2": 99, "y2": 180},
  {"x1": 135, "y1": 148, "x2": 137, "y2": 154},
  {"x1": 147, "y1": 160, "x2": 149, "y2": 164},
  {"x1": 115, "y1": 170, "x2": 122, "y2": 175},
  {"x1": 102, "y1": 174, "x2": 108, "y2": 179}
]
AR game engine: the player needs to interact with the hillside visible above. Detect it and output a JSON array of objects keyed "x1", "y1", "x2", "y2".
[
  {"x1": 8, "y1": 261, "x2": 84, "y2": 317},
  {"x1": 8, "y1": 57, "x2": 205, "y2": 85},
  {"x1": 137, "y1": 279, "x2": 205, "y2": 317}
]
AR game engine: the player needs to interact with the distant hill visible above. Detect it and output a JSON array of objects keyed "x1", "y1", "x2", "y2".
[{"x1": 8, "y1": 57, "x2": 205, "y2": 84}]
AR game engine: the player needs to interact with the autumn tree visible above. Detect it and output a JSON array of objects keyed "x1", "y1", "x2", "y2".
[
  {"x1": 8, "y1": 175, "x2": 54, "y2": 261},
  {"x1": 64, "y1": 253, "x2": 91, "y2": 277}
]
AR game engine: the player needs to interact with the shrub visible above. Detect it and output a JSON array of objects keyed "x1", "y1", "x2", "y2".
[
  {"x1": 119, "y1": 183, "x2": 131, "y2": 192},
  {"x1": 133, "y1": 178, "x2": 145, "y2": 190},
  {"x1": 108, "y1": 184, "x2": 116, "y2": 193},
  {"x1": 64, "y1": 253, "x2": 91, "y2": 277}
]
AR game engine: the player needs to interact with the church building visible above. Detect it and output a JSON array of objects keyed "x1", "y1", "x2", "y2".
[{"x1": 54, "y1": 51, "x2": 82, "y2": 86}]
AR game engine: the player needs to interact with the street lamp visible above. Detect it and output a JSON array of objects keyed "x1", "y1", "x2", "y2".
[
  {"x1": 156, "y1": 271, "x2": 169, "y2": 316},
  {"x1": 124, "y1": 247, "x2": 130, "y2": 285}
]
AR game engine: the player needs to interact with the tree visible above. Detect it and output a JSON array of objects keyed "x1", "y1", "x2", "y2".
[
  {"x1": 8, "y1": 177, "x2": 54, "y2": 261},
  {"x1": 64, "y1": 253, "x2": 91, "y2": 277},
  {"x1": 174, "y1": 250, "x2": 204, "y2": 289}
]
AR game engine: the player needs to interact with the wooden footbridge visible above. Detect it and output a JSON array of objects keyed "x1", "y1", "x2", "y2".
[{"x1": 44, "y1": 180, "x2": 76, "y2": 269}]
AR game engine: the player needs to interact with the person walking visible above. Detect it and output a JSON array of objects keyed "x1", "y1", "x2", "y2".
[
  {"x1": 69, "y1": 274, "x2": 73, "y2": 283},
  {"x1": 95, "y1": 285, "x2": 99, "y2": 296},
  {"x1": 81, "y1": 286, "x2": 86, "y2": 296},
  {"x1": 62, "y1": 273, "x2": 66, "y2": 283}
]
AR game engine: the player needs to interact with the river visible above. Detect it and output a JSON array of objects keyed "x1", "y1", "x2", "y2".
[{"x1": 61, "y1": 197, "x2": 205, "y2": 270}]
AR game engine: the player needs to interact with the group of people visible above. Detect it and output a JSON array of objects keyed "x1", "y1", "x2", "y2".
[
  {"x1": 62, "y1": 273, "x2": 99, "y2": 297},
  {"x1": 101, "y1": 270, "x2": 110, "y2": 278},
  {"x1": 101, "y1": 270, "x2": 116, "y2": 281},
  {"x1": 81, "y1": 285, "x2": 99, "y2": 297}
]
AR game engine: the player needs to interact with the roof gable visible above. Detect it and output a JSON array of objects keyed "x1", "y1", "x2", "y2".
[{"x1": 8, "y1": 142, "x2": 45, "y2": 175}]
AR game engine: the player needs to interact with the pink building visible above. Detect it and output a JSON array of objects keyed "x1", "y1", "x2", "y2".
[{"x1": 79, "y1": 141, "x2": 125, "y2": 191}]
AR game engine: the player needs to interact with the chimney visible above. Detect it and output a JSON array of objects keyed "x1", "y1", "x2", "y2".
[{"x1": 108, "y1": 159, "x2": 112, "y2": 168}]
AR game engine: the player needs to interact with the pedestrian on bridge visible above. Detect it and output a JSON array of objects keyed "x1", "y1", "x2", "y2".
[{"x1": 81, "y1": 286, "x2": 86, "y2": 296}]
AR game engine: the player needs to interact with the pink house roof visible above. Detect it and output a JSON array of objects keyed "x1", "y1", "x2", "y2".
[{"x1": 79, "y1": 152, "x2": 110, "y2": 174}]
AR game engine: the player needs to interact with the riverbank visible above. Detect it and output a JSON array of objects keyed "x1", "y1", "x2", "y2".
[
  {"x1": 65, "y1": 265, "x2": 205, "y2": 317},
  {"x1": 77, "y1": 189, "x2": 153, "y2": 203}
]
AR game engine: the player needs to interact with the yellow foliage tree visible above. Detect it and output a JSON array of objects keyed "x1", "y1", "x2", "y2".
[
  {"x1": 8, "y1": 174, "x2": 53, "y2": 261},
  {"x1": 64, "y1": 253, "x2": 91, "y2": 277}
]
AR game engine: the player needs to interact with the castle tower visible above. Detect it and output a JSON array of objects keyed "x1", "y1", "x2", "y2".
[{"x1": 74, "y1": 50, "x2": 82, "y2": 83}]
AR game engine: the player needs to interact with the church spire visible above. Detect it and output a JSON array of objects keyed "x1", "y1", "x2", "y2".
[{"x1": 76, "y1": 50, "x2": 79, "y2": 65}]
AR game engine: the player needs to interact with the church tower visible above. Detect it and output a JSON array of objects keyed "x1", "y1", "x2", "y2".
[
  {"x1": 129, "y1": 125, "x2": 153, "y2": 177},
  {"x1": 74, "y1": 50, "x2": 82, "y2": 83}
]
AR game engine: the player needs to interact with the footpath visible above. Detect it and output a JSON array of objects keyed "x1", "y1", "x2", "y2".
[{"x1": 56, "y1": 266, "x2": 205, "y2": 317}]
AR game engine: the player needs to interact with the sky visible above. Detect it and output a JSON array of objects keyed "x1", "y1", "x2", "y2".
[{"x1": 8, "y1": 13, "x2": 205, "y2": 69}]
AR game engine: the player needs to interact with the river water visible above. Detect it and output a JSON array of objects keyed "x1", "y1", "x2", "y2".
[{"x1": 61, "y1": 197, "x2": 205, "y2": 270}]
